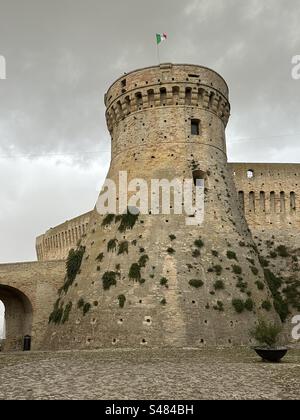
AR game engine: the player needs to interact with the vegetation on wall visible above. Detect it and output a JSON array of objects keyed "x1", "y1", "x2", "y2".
[
  {"x1": 118, "y1": 241, "x2": 129, "y2": 255},
  {"x1": 117, "y1": 209, "x2": 140, "y2": 232},
  {"x1": 213, "y1": 301, "x2": 224, "y2": 312},
  {"x1": 189, "y1": 279, "x2": 204, "y2": 288},
  {"x1": 160, "y1": 277, "x2": 169, "y2": 287},
  {"x1": 227, "y1": 251, "x2": 237, "y2": 261},
  {"x1": 49, "y1": 299, "x2": 63, "y2": 324},
  {"x1": 194, "y1": 239, "x2": 204, "y2": 249},
  {"x1": 232, "y1": 299, "x2": 245, "y2": 314},
  {"x1": 129, "y1": 263, "x2": 142, "y2": 282},
  {"x1": 62, "y1": 302, "x2": 73, "y2": 324},
  {"x1": 101, "y1": 214, "x2": 116, "y2": 227},
  {"x1": 107, "y1": 239, "x2": 118, "y2": 252},
  {"x1": 232, "y1": 265, "x2": 242, "y2": 275},
  {"x1": 60, "y1": 246, "x2": 85, "y2": 294},
  {"x1": 214, "y1": 280, "x2": 225, "y2": 290},
  {"x1": 96, "y1": 253, "x2": 104, "y2": 262},
  {"x1": 138, "y1": 255, "x2": 149, "y2": 268},
  {"x1": 118, "y1": 294, "x2": 126, "y2": 308},
  {"x1": 102, "y1": 271, "x2": 118, "y2": 290},
  {"x1": 83, "y1": 303, "x2": 91, "y2": 316},
  {"x1": 276, "y1": 245, "x2": 289, "y2": 258},
  {"x1": 263, "y1": 269, "x2": 289, "y2": 322}
]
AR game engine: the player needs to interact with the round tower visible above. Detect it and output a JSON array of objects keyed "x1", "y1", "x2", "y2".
[{"x1": 45, "y1": 64, "x2": 280, "y2": 350}]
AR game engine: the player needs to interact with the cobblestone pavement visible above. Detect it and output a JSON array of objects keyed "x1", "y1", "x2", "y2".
[{"x1": 0, "y1": 347, "x2": 299, "y2": 400}]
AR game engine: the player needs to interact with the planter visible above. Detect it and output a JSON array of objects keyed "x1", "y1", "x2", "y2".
[{"x1": 253, "y1": 347, "x2": 288, "y2": 363}]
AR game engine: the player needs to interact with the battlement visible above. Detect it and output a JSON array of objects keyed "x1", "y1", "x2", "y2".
[
  {"x1": 104, "y1": 64, "x2": 231, "y2": 134},
  {"x1": 35, "y1": 211, "x2": 93, "y2": 261},
  {"x1": 230, "y1": 163, "x2": 300, "y2": 230}
]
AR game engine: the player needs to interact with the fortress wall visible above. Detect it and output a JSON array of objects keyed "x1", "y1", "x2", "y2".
[
  {"x1": 0, "y1": 261, "x2": 65, "y2": 350},
  {"x1": 35, "y1": 211, "x2": 93, "y2": 262},
  {"x1": 230, "y1": 163, "x2": 300, "y2": 232}
]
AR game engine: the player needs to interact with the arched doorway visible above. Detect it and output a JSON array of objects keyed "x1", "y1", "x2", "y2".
[{"x1": 0, "y1": 285, "x2": 33, "y2": 352}]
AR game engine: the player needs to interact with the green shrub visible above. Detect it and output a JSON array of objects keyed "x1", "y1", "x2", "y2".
[
  {"x1": 189, "y1": 279, "x2": 204, "y2": 289},
  {"x1": 232, "y1": 299, "x2": 245, "y2": 313},
  {"x1": 167, "y1": 247, "x2": 175, "y2": 255},
  {"x1": 259, "y1": 256, "x2": 269, "y2": 267},
  {"x1": 192, "y1": 249, "x2": 201, "y2": 258},
  {"x1": 282, "y1": 281, "x2": 300, "y2": 311},
  {"x1": 239, "y1": 241, "x2": 246, "y2": 247},
  {"x1": 102, "y1": 271, "x2": 118, "y2": 290},
  {"x1": 118, "y1": 294, "x2": 126, "y2": 308},
  {"x1": 62, "y1": 302, "x2": 73, "y2": 324},
  {"x1": 77, "y1": 298, "x2": 85, "y2": 309},
  {"x1": 48, "y1": 299, "x2": 63, "y2": 324},
  {"x1": 118, "y1": 241, "x2": 129, "y2": 255},
  {"x1": 213, "y1": 301, "x2": 224, "y2": 312},
  {"x1": 169, "y1": 234, "x2": 176, "y2": 241},
  {"x1": 160, "y1": 298, "x2": 167, "y2": 305},
  {"x1": 107, "y1": 239, "x2": 118, "y2": 252},
  {"x1": 138, "y1": 255, "x2": 149, "y2": 268},
  {"x1": 247, "y1": 258, "x2": 255, "y2": 266},
  {"x1": 194, "y1": 239, "x2": 204, "y2": 249},
  {"x1": 236, "y1": 277, "x2": 248, "y2": 293},
  {"x1": 213, "y1": 265, "x2": 223, "y2": 276},
  {"x1": 250, "y1": 266, "x2": 259, "y2": 276},
  {"x1": 264, "y1": 269, "x2": 289, "y2": 322},
  {"x1": 63, "y1": 246, "x2": 85, "y2": 293},
  {"x1": 139, "y1": 278, "x2": 146, "y2": 285},
  {"x1": 227, "y1": 251, "x2": 237, "y2": 261},
  {"x1": 49, "y1": 307, "x2": 64, "y2": 324},
  {"x1": 129, "y1": 263, "x2": 141, "y2": 282},
  {"x1": 102, "y1": 214, "x2": 115, "y2": 227},
  {"x1": 250, "y1": 319, "x2": 282, "y2": 347},
  {"x1": 117, "y1": 209, "x2": 139, "y2": 232},
  {"x1": 214, "y1": 280, "x2": 225, "y2": 290},
  {"x1": 96, "y1": 252, "x2": 104, "y2": 262},
  {"x1": 160, "y1": 277, "x2": 169, "y2": 287},
  {"x1": 245, "y1": 298, "x2": 254, "y2": 312},
  {"x1": 212, "y1": 250, "x2": 219, "y2": 257},
  {"x1": 255, "y1": 281, "x2": 265, "y2": 290},
  {"x1": 276, "y1": 245, "x2": 289, "y2": 258},
  {"x1": 83, "y1": 303, "x2": 91, "y2": 316},
  {"x1": 232, "y1": 265, "x2": 242, "y2": 275},
  {"x1": 262, "y1": 300, "x2": 272, "y2": 311},
  {"x1": 270, "y1": 251, "x2": 278, "y2": 259}
]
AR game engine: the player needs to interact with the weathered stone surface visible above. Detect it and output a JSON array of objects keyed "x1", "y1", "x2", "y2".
[
  {"x1": 0, "y1": 262, "x2": 65, "y2": 351},
  {"x1": 42, "y1": 64, "x2": 281, "y2": 350},
  {"x1": 0, "y1": 348, "x2": 299, "y2": 400},
  {"x1": 2, "y1": 64, "x2": 300, "y2": 352}
]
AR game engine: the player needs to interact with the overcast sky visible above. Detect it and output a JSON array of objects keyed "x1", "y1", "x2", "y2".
[{"x1": 0, "y1": 0, "x2": 300, "y2": 268}]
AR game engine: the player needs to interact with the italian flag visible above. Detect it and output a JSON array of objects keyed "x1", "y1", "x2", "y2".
[{"x1": 156, "y1": 33, "x2": 167, "y2": 44}]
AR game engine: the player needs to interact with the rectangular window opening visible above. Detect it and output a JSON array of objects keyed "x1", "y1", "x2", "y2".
[{"x1": 191, "y1": 119, "x2": 200, "y2": 136}]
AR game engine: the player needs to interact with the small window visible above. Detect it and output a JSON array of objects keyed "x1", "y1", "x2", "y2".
[
  {"x1": 121, "y1": 79, "x2": 126, "y2": 87},
  {"x1": 247, "y1": 169, "x2": 254, "y2": 179},
  {"x1": 191, "y1": 119, "x2": 200, "y2": 136}
]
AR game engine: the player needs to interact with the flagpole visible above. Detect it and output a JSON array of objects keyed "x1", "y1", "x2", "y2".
[{"x1": 157, "y1": 43, "x2": 161, "y2": 65}]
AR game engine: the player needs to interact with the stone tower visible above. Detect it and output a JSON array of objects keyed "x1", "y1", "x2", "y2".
[{"x1": 45, "y1": 64, "x2": 280, "y2": 350}]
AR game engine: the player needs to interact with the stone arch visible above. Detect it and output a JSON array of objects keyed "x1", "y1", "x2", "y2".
[{"x1": 0, "y1": 285, "x2": 33, "y2": 352}]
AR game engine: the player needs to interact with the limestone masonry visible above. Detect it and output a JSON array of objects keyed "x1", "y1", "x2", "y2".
[{"x1": 1, "y1": 63, "x2": 299, "y2": 351}]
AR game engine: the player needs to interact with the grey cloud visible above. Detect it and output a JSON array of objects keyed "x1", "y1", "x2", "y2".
[{"x1": 0, "y1": 0, "x2": 300, "y2": 264}]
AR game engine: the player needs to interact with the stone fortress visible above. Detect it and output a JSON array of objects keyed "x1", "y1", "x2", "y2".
[{"x1": 1, "y1": 63, "x2": 299, "y2": 351}]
